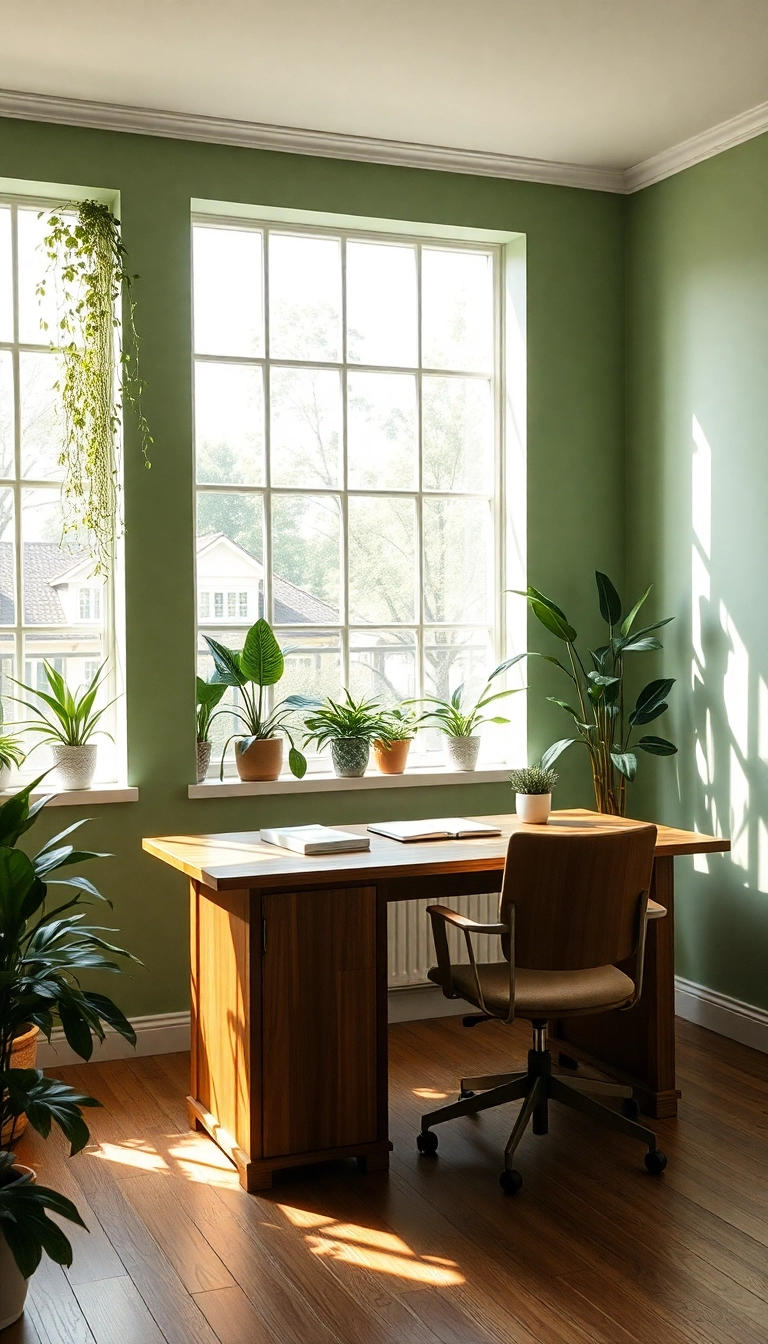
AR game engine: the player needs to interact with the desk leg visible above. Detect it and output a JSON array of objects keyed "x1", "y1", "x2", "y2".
[{"x1": 553, "y1": 856, "x2": 680, "y2": 1119}]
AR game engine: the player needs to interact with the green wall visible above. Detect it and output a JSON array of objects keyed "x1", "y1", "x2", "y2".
[
  {"x1": 0, "y1": 116, "x2": 626, "y2": 1018},
  {"x1": 627, "y1": 131, "x2": 768, "y2": 1010}
]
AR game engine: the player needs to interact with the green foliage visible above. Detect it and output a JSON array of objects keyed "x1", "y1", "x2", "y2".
[
  {"x1": 195, "y1": 677, "x2": 226, "y2": 744},
  {"x1": 409, "y1": 659, "x2": 523, "y2": 739},
  {"x1": 38, "y1": 201, "x2": 152, "y2": 575},
  {"x1": 13, "y1": 660, "x2": 116, "y2": 747},
  {"x1": 303, "y1": 692, "x2": 388, "y2": 749},
  {"x1": 514, "y1": 573, "x2": 677, "y2": 814},
  {"x1": 376, "y1": 706, "x2": 418, "y2": 742},
  {"x1": 0, "y1": 779, "x2": 137, "y2": 1277},
  {"x1": 204, "y1": 619, "x2": 317, "y2": 778},
  {"x1": 508, "y1": 764, "x2": 559, "y2": 796},
  {"x1": 0, "y1": 702, "x2": 25, "y2": 773}
]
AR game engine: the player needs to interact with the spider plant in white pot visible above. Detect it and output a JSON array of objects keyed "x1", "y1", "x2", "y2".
[
  {"x1": 410, "y1": 661, "x2": 523, "y2": 772},
  {"x1": 0, "y1": 703, "x2": 25, "y2": 792},
  {"x1": 13, "y1": 661, "x2": 116, "y2": 791}
]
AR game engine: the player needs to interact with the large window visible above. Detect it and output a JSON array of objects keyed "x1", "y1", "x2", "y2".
[
  {"x1": 193, "y1": 217, "x2": 505, "y2": 772},
  {"x1": 0, "y1": 198, "x2": 120, "y2": 781}
]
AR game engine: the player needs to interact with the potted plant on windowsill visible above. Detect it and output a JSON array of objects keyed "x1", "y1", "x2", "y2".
[
  {"x1": 303, "y1": 692, "x2": 386, "y2": 778},
  {"x1": 205, "y1": 619, "x2": 315, "y2": 782},
  {"x1": 0, "y1": 777, "x2": 138, "y2": 1328},
  {"x1": 195, "y1": 677, "x2": 226, "y2": 783},
  {"x1": 13, "y1": 661, "x2": 116, "y2": 791},
  {"x1": 410, "y1": 661, "x2": 523, "y2": 772},
  {"x1": 508, "y1": 764, "x2": 559, "y2": 825},
  {"x1": 373, "y1": 707, "x2": 417, "y2": 776},
  {"x1": 0, "y1": 703, "x2": 25, "y2": 792}
]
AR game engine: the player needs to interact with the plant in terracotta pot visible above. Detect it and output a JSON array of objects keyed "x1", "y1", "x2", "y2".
[
  {"x1": 0, "y1": 702, "x2": 25, "y2": 792},
  {"x1": 508, "y1": 764, "x2": 559, "y2": 825},
  {"x1": 205, "y1": 620, "x2": 315, "y2": 782},
  {"x1": 409, "y1": 661, "x2": 522, "y2": 772},
  {"x1": 12, "y1": 661, "x2": 116, "y2": 791},
  {"x1": 195, "y1": 677, "x2": 226, "y2": 783},
  {"x1": 0, "y1": 777, "x2": 138, "y2": 1328},
  {"x1": 303, "y1": 692, "x2": 386, "y2": 778},
  {"x1": 373, "y1": 707, "x2": 417, "y2": 776}
]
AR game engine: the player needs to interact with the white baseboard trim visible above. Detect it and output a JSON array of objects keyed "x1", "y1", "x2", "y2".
[
  {"x1": 36, "y1": 1011, "x2": 192, "y2": 1068},
  {"x1": 674, "y1": 976, "x2": 768, "y2": 1055}
]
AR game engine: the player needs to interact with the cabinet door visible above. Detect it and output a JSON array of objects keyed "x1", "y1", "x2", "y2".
[{"x1": 262, "y1": 885, "x2": 378, "y2": 1158}]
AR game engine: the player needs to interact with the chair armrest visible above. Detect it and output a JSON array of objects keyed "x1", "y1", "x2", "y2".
[
  {"x1": 647, "y1": 899, "x2": 666, "y2": 920},
  {"x1": 426, "y1": 904, "x2": 509, "y2": 936}
]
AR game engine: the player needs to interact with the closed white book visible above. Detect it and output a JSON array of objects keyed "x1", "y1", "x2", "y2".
[
  {"x1": 260, "y1": 825, "x2": 370, "y2": 856},
  {"x1": 367, "y1": 817, "x2": 502, "y2": 843}
]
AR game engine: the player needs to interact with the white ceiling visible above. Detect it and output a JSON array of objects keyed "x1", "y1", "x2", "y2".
[{"x1": 2, "y1": 0, "x2": 768, "y2": 171}]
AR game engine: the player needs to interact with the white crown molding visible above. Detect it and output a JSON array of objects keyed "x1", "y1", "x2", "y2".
[
  {"x1": 0, "y1": 86, "x2": 624, "y2": 194},
  {"x1": 625, "y1": 99, "x2": 768, "y2": 192},
  {"x1": 675, "y1": 976, "x2": 768, "y2": 1055}
]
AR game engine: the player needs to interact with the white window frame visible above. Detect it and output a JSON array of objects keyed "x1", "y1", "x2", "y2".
[
  {"x1": 0, "y1": 193, "x2": 124, "y2": 785},
  {"x1": 193, "y1": 212, "x2": 518, "y2": 779}
]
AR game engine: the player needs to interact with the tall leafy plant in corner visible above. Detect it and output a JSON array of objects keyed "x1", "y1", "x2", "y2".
[
  {"x1": 515, "y1": 573, "x2": 678, "y2": 815},
  {"x1": 38, "y1": 200, "x2": 152, "y2": 575}
]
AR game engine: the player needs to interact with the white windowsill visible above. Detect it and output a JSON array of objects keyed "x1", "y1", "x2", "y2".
[
  {"x1": 189, "y1": 766, "x2": 511, "y2": 798},
  {"x1": 0, "y1": 785, "x2": 139, "y2": 807}
]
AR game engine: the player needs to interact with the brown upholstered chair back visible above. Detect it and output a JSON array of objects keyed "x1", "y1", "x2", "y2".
[{"x1": 499, "y1": 825, "x2": 657, "y2": 971}]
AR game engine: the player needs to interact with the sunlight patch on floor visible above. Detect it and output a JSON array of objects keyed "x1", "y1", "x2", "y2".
[
  {"x1": 90, "y1": 1131, "x2": 239, "y2": 1187},
  {"x1": 278, "y1": 1203, "x2": 464, "y2": 1285}
]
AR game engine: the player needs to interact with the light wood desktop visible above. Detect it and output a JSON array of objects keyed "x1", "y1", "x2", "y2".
[{"x1": 143, "y1": 809, "x2": 729, "y2": 1191}]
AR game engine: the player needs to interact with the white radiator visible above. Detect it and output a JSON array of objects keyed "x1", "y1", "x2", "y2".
[{"x1": 388, "y1": 893, "x2": 506, "y2": 988}]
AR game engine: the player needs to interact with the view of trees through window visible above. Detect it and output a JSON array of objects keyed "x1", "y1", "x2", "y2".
[{"x1": 193, "y1": 219, "x2": 500, "y2": 769}]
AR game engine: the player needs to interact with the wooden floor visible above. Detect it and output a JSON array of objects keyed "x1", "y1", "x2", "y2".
[{"x1": 7, "y1": 1015, "x2": 768, "y2": 1344}]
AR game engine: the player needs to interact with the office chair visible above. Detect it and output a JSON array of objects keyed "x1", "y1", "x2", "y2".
[{"x1": 417, "y1": 824, "x2": 668, "y2": 1193}]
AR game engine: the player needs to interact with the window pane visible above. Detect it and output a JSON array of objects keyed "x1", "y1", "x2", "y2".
[
  {"x1": 424, "y1": 628, "x2": 493, "y2": 702},
  {"x1": 197, "y1": 628, "x2": 248, "y2": 764},
  {"x1": 348, "y1": 496, "x2": 416, "y2": 624},
  {"x1": 0, "y1": 489, "x2": 15, "y2": 624},
  {"x1": 196, "y1": 495, "x2": 264, "y2": 627},
  {"x1": 193, "y1": 226, "x2": 263, "y2": 357},
  {"x1": 271, "y1": 494, "x2": 341, "y2": 622},
  {"x1": 346, "y1": 241, "x2": 417, "y2": 368},
  {"x1": 22, "y1": 632, "x2": 109, "y2": 773},
  {"x1": 422, "y1": 248, "x2": 493, "y2": 373},
  {"x1": 270, "y1": 367, "x2": 342, "y2": 488},
  {"x1": 0, "y1": 208, "x2": 11, "y2": 343},
  {"x1": 20, "y1": 352, "x2": 65, "y2": 481},
  {"x1": 21, "y1": 488, "x2": 92, "y2": 626},
  {"x1": 279, "y1": 630, "x2": 342, "y2": 705},
  {"x1": 0, "y1": 351, "x2": 13, "y2": 477},
  {"x1": 423, "y1": 497, "x2": 492, "y2": 623},
  {"x1": 0, "y1": 632, "x2": 14, "y2": 701},
  {"x1": 422, "y1": 377, "x2": 493, "y2": 493},
  {"x1": 195, "y1": 361, "x2": 264, "y2": 485},
  {"x1": 349, "y1": 629, "x2": 416, "y2": 706},
  {"x1": 348, "y1": 372, "x2": 417, "y2": 490},
  {"x1": 269, "y1": 233, "x2": 341, "y2": 362}
]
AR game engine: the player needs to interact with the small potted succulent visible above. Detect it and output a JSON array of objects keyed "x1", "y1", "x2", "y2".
[
  {"x1": 410, "y1": 661, "x2": 522, "y2": 772},
  {"x1": 195, "y1": 676, "x2": 226, "y2": 783},
  {"x1": 205, "y1": 619, "x2": 315, "y2": 781},
  {"x1": 373, "y1": 707, "x2": 417, "y2": 775},
  {"x1": 508, "y1": 763, "x2": 559, "y2": 824},
  {"x1": 13, "y1": 660, "x2": 116, "y2": 790},
  {"x1": 303, "y1": 692, "x2": 385, "y2": 778},
  {"x1": 0, "y1": 702, "x2": 25, "y2": 791}
]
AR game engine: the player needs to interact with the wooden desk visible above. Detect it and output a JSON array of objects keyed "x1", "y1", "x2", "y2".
[{"x1": 144, "y1": 810, "x2": 728, "y2": 1191}]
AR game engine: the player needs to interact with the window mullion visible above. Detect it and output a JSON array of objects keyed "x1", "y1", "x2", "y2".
[
  {"x1": 341, "y1": 235, "x2": 350, "y2": 692},
  {"x1": 10, "y1": 204, "x2": 22, "y2": 695},
  {"x1": 416, "y1": 239, "x2": 425, "y2": 705},
  {"x1": 263, "y1": 229, "x2": 273, "y2": 717}
]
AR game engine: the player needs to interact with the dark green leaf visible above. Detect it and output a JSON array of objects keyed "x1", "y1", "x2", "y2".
[
  {"x1": 622, "y1": 637, "x2": 662, "y2": 653},
  {"x1": 240, "y1": 619, "x2": 285, "y2": 686},
  {"x1": 288, "y1": 746, "x2": 307, "y2": 779},
  {"x1": 595, "y1": 572, "x2": 622, "y2": 626},
  {"x1": 630, "y1": 702, "x2": 669, "y2": 726},
  {"x1": 632, "y1": 678, "x2": 675, "y2": 717},
  {"x1": 636, "y1": 736, "x2": 678, "y2": 756},
  {"x1": 546, "y1": 697, "x2": 582, "y2": 720},
  {"x1": 620, "y1": 585, "x2": 652, "y2": 637},
  {"x1": 82, "y1": 992, "x2": 137, "y2": 1045},
  {"x1": 203, "y1": 636, "x2": 246, "y2": 687},
  {"x1": 541, "y1": 738, "x2": 579, "y2": 769},
  {"x1": 611, "y1": 751, "x2": 638, "y2": 781}
]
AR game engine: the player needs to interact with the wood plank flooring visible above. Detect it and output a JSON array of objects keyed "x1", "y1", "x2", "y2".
[{"x1": 6, "y1": 1016, "x2": 768, "y2": 1344}]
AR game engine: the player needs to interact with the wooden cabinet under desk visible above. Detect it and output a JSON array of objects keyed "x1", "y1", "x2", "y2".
[
  {"x1": 188, "y1": 879, "x2": 390, "y2": 1191},
  {"x1": 145, "y1": 811, "x2": 729, "y2": 1192}
]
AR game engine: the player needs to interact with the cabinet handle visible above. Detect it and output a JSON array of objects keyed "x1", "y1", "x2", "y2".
[{"x1": 262, "y1": 915, "x2": 267, "y2": 955}]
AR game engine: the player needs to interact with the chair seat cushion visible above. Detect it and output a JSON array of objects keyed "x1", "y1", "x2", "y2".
[{"x1": 428, "y1": 961, "x2": 635, "y2": 1018}]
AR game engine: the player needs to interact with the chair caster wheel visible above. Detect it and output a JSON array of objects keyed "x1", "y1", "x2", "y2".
[
  {"x1": 417, "y1": 1130, "x2": 438, "y2": 1156},
  {"x1": 499, "y1": 1169, "x2": 523, "y2": 1195},
  {"x1": 459, "y1": 1089, "x2": 475, "y2": 1101},
  {"x1": 644, "y1": 1149, "x2": 667, "y2": 1175},
  {"x1": 622, "y1": 1098, "x2": 640, "y2": 1119}
]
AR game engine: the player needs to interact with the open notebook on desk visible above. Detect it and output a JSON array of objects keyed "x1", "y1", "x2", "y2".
[{"x1": 367, "y1": 818, "x2": 502, "y2": 843}]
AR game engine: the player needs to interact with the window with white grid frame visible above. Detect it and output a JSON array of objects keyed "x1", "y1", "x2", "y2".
[
  {"x1": 193, "y1": 217, "x2": 505, "y2": 774},
  {"x1": 0, "y1": 198, "x2": 120, "y2": 782}
]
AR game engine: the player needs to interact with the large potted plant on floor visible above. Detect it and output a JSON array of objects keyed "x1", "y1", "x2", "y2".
[
  {"x1": 205, "y1": 619, "x2": 315, "y2": 782},
  {"x1": 513, "y1": 572, "x2": 678, "y2": 815},
  {"x1": 0, "y1": 777, "x2": 138, "y2": 1328},
  {"x1": 410, "y1": 662, "x2": 522, "y2": 771},
  {"x1": 13, "y1": 661, "x2": 116, "y2": 791},
  {"x1": 303, "y1": 692, "x2": 387, "y2": 778}
]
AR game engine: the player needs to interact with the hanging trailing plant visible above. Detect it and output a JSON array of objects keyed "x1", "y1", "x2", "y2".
[{"x1": 37, "y1": 200, "x2": 152, "y2": 575}]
